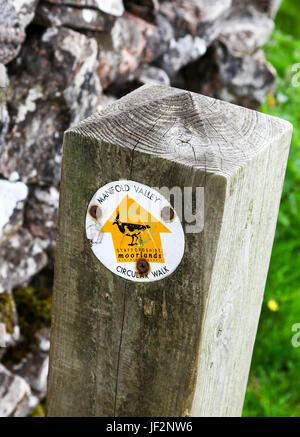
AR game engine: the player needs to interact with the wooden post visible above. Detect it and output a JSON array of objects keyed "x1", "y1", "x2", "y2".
[{"x1": 47, "y1": 84, "x2": 292, "y2": 417}]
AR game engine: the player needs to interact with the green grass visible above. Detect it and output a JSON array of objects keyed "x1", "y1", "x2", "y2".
[{"x1": 243, "y1": 0, "x2": 300, "y2": 417}]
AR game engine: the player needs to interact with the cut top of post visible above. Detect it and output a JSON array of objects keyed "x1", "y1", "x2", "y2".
[{"x1": 69, "y1": 84, "x2": 292, "y2": 178}]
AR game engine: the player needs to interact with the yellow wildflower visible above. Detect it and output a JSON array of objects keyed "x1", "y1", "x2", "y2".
[
  {"x1": 267, "y1": 94, "x2": 276, "y2": 108},
  {"x1": 267, "y1": 299, "x2": 279, "y2": 312}
]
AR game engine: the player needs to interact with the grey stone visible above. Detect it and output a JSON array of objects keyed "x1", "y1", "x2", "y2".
[
  {"x1": 35, "y1": 327, "x2": 51, "y2": 353},
  {"x1": 0, "y1": 0, "x2": 38, "y2": 65},
  {"x1": 220, "y1": 0, "x2": 276, "y2": 54},
  {"x1": 0, "y1": 228, "x2": 47, "y2": 294},
  {"x1": 36, "y1": 2, "x2": 116, "y2": 31},
  {"x1": 0, "y1": 180, "x2": 28, "y2": 243},
  {"x1": 220, "y1": 16, "x2": 274, "y2": 54},
  {"x1": 124, "y1": 0, "x2": 159, "y2": 21},
  {"x1": 96, "y1": 94, "x2": 117, "y2": 112},
  {"x1": 0, "y1": 27, "x2": 101, "y2": 184},
  {"x1": 0, "y1": 64, "x2": 8, "y2": 87},
  {"x1": 13, "y1": 351, "x2": 49, "y2": 399},
  {"x1": 0, "y1": 323, "x2": 5, "y2": 348},
  {"x1": 1, "y1": 86, "x2": 67, "y2": 185},
  {"x1": 157, "y1": 0, "x2": 232, "y2": 75},
  {"x1": 0, "y1": 64, "x2": 9, "y2": 156},
  {"x1": 96, "y1": 13, "x2": 173, "y2": 89},
  {"x1": 232, "y1": 0, "x2": 281, "y2": 18},
  {"x1": 47, "y1": 0, "x2": 125, "y2": 17},
  {"x1": 0, "y1": 291, "x2": 20, "y2": 348},
  {"x1": 135, "y1": 65, "x2": 170, "y2": 86},
  {"x1": 215, "y1": 43, "x2": 277, "y2": 108},
  {"x1": 25, "y1": 186, "x2": 59, "y2": 252},
  {"x1": 14, "y1": 0, "x2": 39, "y2": 29},
  {"x1": 0, "y1": 364, "x2": 32, "y2": 417},
  {"x1": 0, "y1": 1, "x2": 25, "y2": 65},
  {"x1": 125, "y1": 64, "x2": 170, "y2": 87},
  {"x1": 159, "y1": 0, "x2": 231, "y2": 38},
  {"x1": 159, "y1": 34, "x2": 207, "y2": 76},
  {"x1": 178, "y1": 41, "x2": 276, "y2": 110}
]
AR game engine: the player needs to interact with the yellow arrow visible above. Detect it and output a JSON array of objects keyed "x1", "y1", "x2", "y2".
[{"x1": 101, "y1": 195, "x2": 171, "y2": 263}]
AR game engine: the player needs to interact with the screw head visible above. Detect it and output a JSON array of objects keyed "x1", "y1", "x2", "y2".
[
  {"x1": 136, "y1": 258, "x2": 150, "y2": 277},
  {"x1": 161, "y1": 206, "x2": 175, "y2": 222},
  {"x1": 89, "y1": 205, "x2": 102, "y2": 221}
]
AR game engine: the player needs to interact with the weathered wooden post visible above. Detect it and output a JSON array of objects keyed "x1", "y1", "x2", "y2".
[{"x1": 47, "y1": 84, "x2": 292, "y2": 417}]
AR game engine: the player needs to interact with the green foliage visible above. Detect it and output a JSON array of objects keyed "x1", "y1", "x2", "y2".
[
  {"x1": 1, "y1": 287, "x2": 52, "y2": 366},
  {"x1": 14, "y1": 286, "x2": 52, "y2": 344},
  {"x1": 273, "y1": 0, "x2": 300, "y2": 37},
  {"x1": 30, "y1": 403, "x2": 46, "y2": 418},
  {"x1": 243, "y1": 0, "x2": 300, "y2": 417},
  {"x1": 0, "y1": 292, "x2": 15, "y2": 334}
]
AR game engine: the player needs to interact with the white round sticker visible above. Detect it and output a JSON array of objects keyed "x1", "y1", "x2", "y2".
[{"x1": 85, "y1": 180, "x2": 185, "y2": 282}]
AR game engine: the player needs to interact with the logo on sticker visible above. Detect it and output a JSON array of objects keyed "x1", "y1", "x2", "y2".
[{"x1": 86, "y1": 181, "x2": 185, "y2": 282}]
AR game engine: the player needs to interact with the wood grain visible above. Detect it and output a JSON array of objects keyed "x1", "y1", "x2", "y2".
[{"x1": 47, "y1": 84, "x2": 292, "y2": 417}]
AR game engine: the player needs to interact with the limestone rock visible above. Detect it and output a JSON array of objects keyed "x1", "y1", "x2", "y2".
[
  {"x1": 13, "y1": 351, "x2": 49, "y2": 399},
  {"x1": 178, "y1": 41, "x2": 276, "y2": 110},
  {"x1": 233, "y1": 0, "x2": 281, "y2": 18},
  {"x1": 0, "y1": 101, "x2": 9, "y2": 154},
  {"x1": 220, "y1": 0, "x2": 276, "y2": 54},
  {"x1": 0, "y1": 364, "x2": 32, "y2": 417},
  {"x1": 96, "y1": 94, "x2": 117, "y2": 112},
  {"x1": 46, "y1": 0, "x2": 125, "y2": 17},
  {"x1": 0, "y1": 27, "x2": 101, "y2": 184},
  {"x1": 134, "y1": 65, "x2": 170, "y2": 86},
  {"x1": 157, "y1": 0, "x2": 231, "y2": 75},
  {"x1": 14, "y1": 0, "x2": 39, "y2": 29},
  {"x1": 96, "y1": 12, "x2": 173, "y2": 89},
  {"x1": 124, "y1": 0, "x2": 159, "y2": 22},
  {"x1": 158, "y1": 34, "x2": 207, "y2": 76},
  {"x1": 0, "y1": 0, "x2": 38, "y2": 65},
  {"x1": 0, "y1": 63, "x2": 9, "y2": 88},
  {"x1": 35, "y1": 327, "x2": 51, "y2": 353},
  {"x1": 213, "y1": 43, "x2": 277, "y2": 108},
  {"x1": 36, "y1": 2, "x2": 116, "y2": 32},
  {"x1": 0, "y1": 291, "x2": 19, "y2": 348},
  {"x1": 0, "y1": 1, "x2": 25, "y2": 65},
  {"x1": 219, "y1": 17, "x2": 274, "y2": 55},
  {"x1": 0, "y1": 323, "x2": 5, "y2": 348},
  {"x1": 0, "y1": 180, "x2": 28, "y2": 243},
  {"x1": 0, "y1": 229, "x2": 47, "y2": 294},
  {"x1": 1, "y1": 85, "x2": 67, "y2": 186},
  {"x1": 159, "y1": 0, "x2": 231, "y2": 37},
  {"x1": 109, "y1": 64, "x2": 170, "y2": 97},
  {"x1": 25, "y1": 186, "x2": 59, "y2": 252},
  {"x1": 0, "y1": 64, "x2": 9, "y2": 159}
]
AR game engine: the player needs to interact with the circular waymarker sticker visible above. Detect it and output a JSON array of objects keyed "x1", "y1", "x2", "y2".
[{"x1": 85, "y1": 180, "x2": 185, "y2": 282}]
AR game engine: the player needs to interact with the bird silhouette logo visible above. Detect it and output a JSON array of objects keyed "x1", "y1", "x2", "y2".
[
  {"x1": 113, "y1": 211, "x2": 151, "y2": 246},
  {"x1": 101, "y1": 195, "x2": 171, "y2": 263}
]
